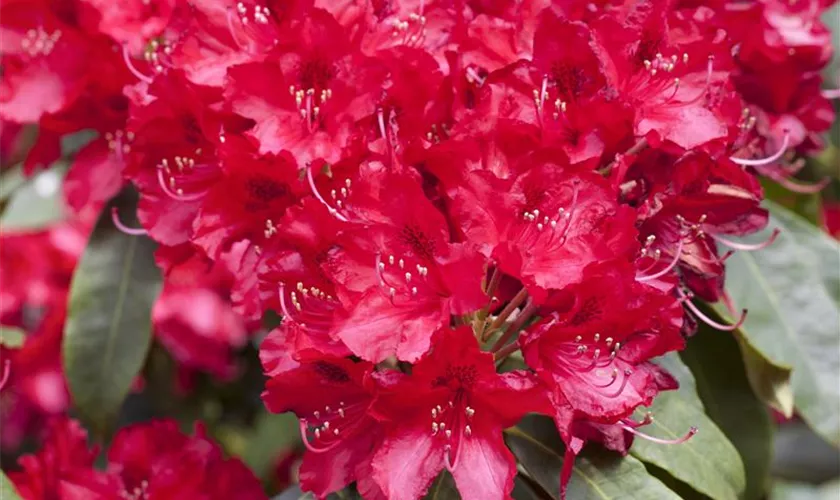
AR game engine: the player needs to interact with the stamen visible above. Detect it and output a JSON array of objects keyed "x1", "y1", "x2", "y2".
[
  {"x1": 761, "y1": 173, "x2": 830, "y2": 194},
  {"x1": 711, "y1": 229, "x2": 779, "y2": 252},
  {"x1": 226, "y1": 7, "x2": 249, "y2": 50},
  {"x1": 298, "y1": 420, "x2": 341, "y2": 453},
  {"x1": 305, "y1": 163, "x2": 349, "y2": 222},
  {"x1": 622, "y1": 424, "x2": 698, "y2": 445},
  {"x1": 730, "y1": 132, "x2": 790, "y2": 167},
  {"x1": 821, "y1": 88, "x2": 840, "y2": 99},
  {"x1": 155, "y1": 168, "x2": 205, "y2": 201},
  {"x1": 679, "y1": 290, "x2": 747, "y2": 331},
  {"x1": 0, "y1": 359, "x2": 10, "y2": 391},
  {"x1": 111, "y1": 207, "x2": 147, "y2": 236},
  {"x1": 122, "y1": 46, "x2": 153, "y2": 84},
  {"x1": 637, "y1": 237, "x2": 684, "y2": 281}
]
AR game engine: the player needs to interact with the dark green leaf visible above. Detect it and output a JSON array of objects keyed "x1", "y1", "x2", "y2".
[
  {"x1": 713, "y1": 201, "x2": 840, "y2": 445},
  {"x1": 506, "y1": 414, "x2": 681, "y2": 500},
  {"x1": 62, "y1": 193, "x2": 161, "y2": 437},
  {"x1": 1, "y1": 470, "x2": 22, "y2": 500},
  {"x1": 629, "y1": 354, "x2": 746, "y2": 500},
  {"x1": 681, "y1": 326, "x2": 774, "y2": 500},
  {"x1": 0, "y1": 162, "x2": 67, "y2": 230},
  {"x1": 424, "y1": 471, "x2": 459, "y2": 500}
]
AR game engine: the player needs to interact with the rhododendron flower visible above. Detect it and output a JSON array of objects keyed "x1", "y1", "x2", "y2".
[
  {"x1": 5, "y1": 0, "x2": 837, "y2": 498},
  {"x1": 10, "y1": 417, "x2": 266, "y2": 500},
  {"x1": 370, "y1": 327, "x2": 547, "y2": 500}
]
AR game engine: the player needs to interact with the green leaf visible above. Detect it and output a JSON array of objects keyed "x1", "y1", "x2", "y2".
[
  {"x1": 629, "y1": 354, "x2": 746, "y2": 500},
  {"x1": 424, "y1": 472, "x2": 459, "y2": 500},
  {"x1": 62, "y1": 192, "x2": 161, "y2": 437},
  {"x1": 736, "y1": 333, "x2": 793, "y2": 418},
  {"x1": 1, "y1": 470, "x2": 22, "y2": 500},
  {"x1": 506, "y1": 414, "x2": 681, "y2": 500},
  {"x1": 0, "y1": 162, "x2": 68, "y2": 231},
  {"x1": 713, "y1": 201, "x2": 840, "y2": 445},
  {"x1": 241, "y1": 411, "x2": 300, "y2": 481},
  {"x1": 681, "y1": 326, "x2": 774, "y2": 500},
  {"x1": 0, "y1": 325, "x2": 26, "y2": 348}
]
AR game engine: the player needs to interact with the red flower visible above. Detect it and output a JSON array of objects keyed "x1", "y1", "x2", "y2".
[
  {"x1": 261, "y1": 354, "x2": 382, "y2": 498},
  {"x1": 521, "y1": 262, "x2": 684, "y2": 433},
  {"x1": 78, "y1": 0, "x2": 176, "y2": 53},
  {"x1": 448, "y1": 155, "x2": 638, "y2": 302},
  {"x1": 225, "y1": 8, "x2": 383, "y2": 166},
  {"x1": 0, "y1": 0, "x2": 90, "y2": 124},
  {"x1": 325, "y1": 171, "x2": 487, "y2": 362},
  {"x1": 9, "y1": 418, "x2": 119, "y2": 499},
  {"x1": 370, "y1": 326, "x2": 548, "y2": 500},
  {"x1": 107, "y1": 420, "x2": 266, "y2": 500}
]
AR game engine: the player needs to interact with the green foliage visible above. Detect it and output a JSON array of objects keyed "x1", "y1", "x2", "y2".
[
  {"x1": 682, "y1": 324, "x2": 775, "y2": 500},
  {"x1": 506, "y1": 414, "x2": 681, "y2": 499},
  {"x1": 713, "y1": 201, "x2": 840, "y2": 445},
  {"x1": 62, "y1": 191, "x2": 162, "y2": 438},
  {"x1": 0, "y1": 471, "x2": 22, "y2": 500},
  {"x1": 630, "y1": 354, "x2": 746, "y2": 500}
]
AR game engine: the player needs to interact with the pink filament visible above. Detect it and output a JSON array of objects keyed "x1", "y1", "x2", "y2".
[
  {"x1": 156, "y1": 168, "x2": 205, "y2": 201},
  {"x1": 680, "y1": 290, "x2": 747, "y2": 331},
  {"x1": 121, "y1": 46, "x2": 153, "y2": 84},
  {"x1": 821, "y1": 88, "x2": 840, "y2": 99},
  {"x1": 299, "y1": 420, "x2": 341, "y2": 453},
  {"x1": 0, "y1": 360, "x2": 10, "y2": 391},
  {"x1": 637, "y1": 238, "x2": 684, "y2": 282},
  {"x1": 305, "y1": 163, "x2": 349, "y2": 222},
  {"x1": 767, "y1": 174, "x2": 830, "y2": 194},
  {"x1": 711, "y1": 228, "x2": 779, "y2": 252},
  {"x1": 622, "y1": 425, "x2": 698, "y2": 445},
  {"x1": 730, "y1": 132, "x2": 789, "y2": 167},
  {"x1": 226, "y1": 8, "x2": 249, "y2": 51},
  {"x1": 111, "y1": 207, "x2": 147, "y2": 236}
]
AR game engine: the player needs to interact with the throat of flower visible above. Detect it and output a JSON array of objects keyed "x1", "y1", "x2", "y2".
[
  {"x1": 299, "y1": 400, "x2": 368, "y2": 453},
  {"x1": 429, "y1": 397, "x2": 475, "y2": 472}
]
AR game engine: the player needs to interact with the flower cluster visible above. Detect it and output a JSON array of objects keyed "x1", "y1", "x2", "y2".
[
  {"x1": 1, "y1": 0, "x2": 836, "y2": 498},
  {"x1": 9, "y1": 417, "x2": 265, "y2": 499}
]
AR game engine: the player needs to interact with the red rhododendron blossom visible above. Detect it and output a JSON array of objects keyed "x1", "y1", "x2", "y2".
[
  {"x1": 10, "y1": 417, "x2": 266, "y2": 500},
  {"x1": 370, "y1": 327, "x2": 547, "y2": 500},
  {"x1": 261, "y1": 353, "x2": 383, "y2": 498},
  {"x1": 5, "y1": 0, "x2": 837, "y2": 497}
]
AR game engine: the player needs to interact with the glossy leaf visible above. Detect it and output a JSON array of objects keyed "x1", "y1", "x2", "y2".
[
  {"x1": 737, "y1": 332, "x2": 793, "y2": 418},
  {"x1": 62, "y1": 193, "x2": 161, "y2": 437},
  {"x1": 713, "y1": 201, "x2": 840, "y2": 445},
  {"x1": 0, "y1": 470, "x2": 22, "y2": 500},
  {"x1": 629, "y1": 354, "x2": 746, "y2": 500},
  {"x1": 681, "y1": 326, "x2": 774, "y2": 500},
  {"x1": 507, "y1": 414, "x2": 681, "y2": 500}
]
